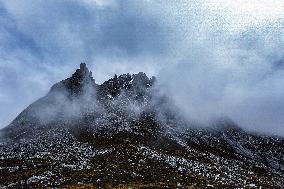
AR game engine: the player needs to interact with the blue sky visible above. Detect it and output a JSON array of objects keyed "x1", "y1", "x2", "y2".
[{"x1": 0, "y1": 0, "x2": 283, "y2": 134}]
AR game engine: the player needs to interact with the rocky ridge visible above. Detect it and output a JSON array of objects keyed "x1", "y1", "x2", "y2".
[{"x1": 0, "y1": 63, "x2": 284, "y2": 188}]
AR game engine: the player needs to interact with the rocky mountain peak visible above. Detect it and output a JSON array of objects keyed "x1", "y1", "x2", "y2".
[
  {"x1": 97, "y1": 71, "x2": 155, "y2": 101},
  {"x1": 50, "y1": 63, "x2": 96, "y2": 95},
  {"x1": 80, "y1": 62, "x2": 87, "y2": 70},
  {"x1": 71, "y1": 63, "x2": 94, "y2": 83}
]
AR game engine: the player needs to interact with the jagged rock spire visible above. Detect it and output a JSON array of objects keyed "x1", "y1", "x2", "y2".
[
  {"x1": 71, "y1": 63, "x2": 94, "y2": 83},
  {"x1": 80, "y1": 62, "x2": 86, "y2": 70},
  {"x1": 50, "y1": 63, "x2": 96, "y2": 95}
]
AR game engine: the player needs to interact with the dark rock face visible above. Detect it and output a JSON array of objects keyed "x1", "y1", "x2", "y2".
[
  {"x1": 50, "y1": 63, "x2": 97, "y2": 96},
  {"x1": 98, "y1": 72, "x2": 155, "y2": 102},
  {"x1": 0, "y1": 64, "x2": 284, "y2": 188}
]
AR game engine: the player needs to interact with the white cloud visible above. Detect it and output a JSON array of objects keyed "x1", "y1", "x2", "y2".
[
  {"x1": 0, "y1": 0, "x2": 283, "y2": 136},
  {"x1": 82, "y1": 0, "x2": 116, "y2": 7}
]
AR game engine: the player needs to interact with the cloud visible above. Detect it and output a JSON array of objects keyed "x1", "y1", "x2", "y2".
[
  {"x1": 0, "y1": 0, "x2": 169, "y2": 127},
  {"x1": 156, "y1": 16, "x2": 284, "y2": 134},
  {"x1": 0, "y1": 0, "x2": 283, "y2": 136}
]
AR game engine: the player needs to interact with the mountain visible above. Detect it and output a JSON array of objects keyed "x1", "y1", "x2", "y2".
[{"x1": 1, "y1": 63, "x2": 284, "y2": 188}]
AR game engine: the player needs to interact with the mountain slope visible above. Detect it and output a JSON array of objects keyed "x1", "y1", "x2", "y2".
[{"x1": 1, "y1": 63, "x2": 284, "y2": 188}]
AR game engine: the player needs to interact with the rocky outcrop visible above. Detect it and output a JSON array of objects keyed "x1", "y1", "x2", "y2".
[{"x1": 50, "y1": 63, "x2": 97, "y2": 96}]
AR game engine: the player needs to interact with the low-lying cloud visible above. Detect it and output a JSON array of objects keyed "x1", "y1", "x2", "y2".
[{"x1": 0, "y1": 0, "x2": 283, "y2": 135}]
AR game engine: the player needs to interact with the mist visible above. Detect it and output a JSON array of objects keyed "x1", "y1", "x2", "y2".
[{"x1": 0, "y1": 0, "x2": 283, "y2": 135}]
